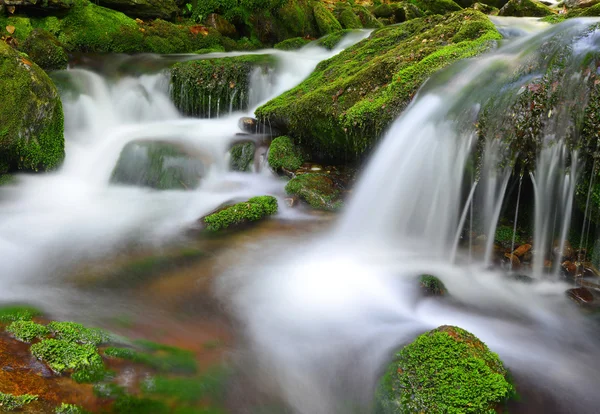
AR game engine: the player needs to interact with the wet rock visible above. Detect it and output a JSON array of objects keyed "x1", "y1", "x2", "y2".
[
  {"x1": 553, "y1": 240, "x2": 574, "y2": 261},
  {"x1": 419, "y1": 274, "x2": 447, "y2": 296},
  {"x1": 472, "y1": 2, "x2": 500, "y2": 13},
  {"x1": 562, "y1": 260, "x2": 577, "y2": 277},
  {"x1": 205, "y1": 13, "x2": 237, "y2": 38},
  {"x1": 566, "y1": 287, "x2": 596, "y2": 306},
  {"x1": 110, "y1": 140, "x2": 206, "y2": 190},
  {"x1": 512, "y1": 243, "x2": 531, "y2": 257},
  {"x1": 565, "y1": 0, "x2": 600, "y2": 8},
  {"x1": 238, "y1": 117, "x2": 258, "y2": 134},
  {"x1": 284, "y1": 196, "x2": 298, "y2": 208},
  {"x1": 285, "y1": 173, "x2": 344, "y2": 211},
  {"x1": 504, "y1": 253, "x2": 520, "y2": 268},
  {"x1": 229, "y1": 142, "x2": 256, "y2": 172}
]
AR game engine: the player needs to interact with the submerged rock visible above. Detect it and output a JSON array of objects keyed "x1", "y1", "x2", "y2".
[
  {"x1": 498, "y1": 0, "x2": 554, "y2": 16},
  {"x1": 255, "y1": 10, "x2": 501, "y2": 163},
  {"x1": 0, "y1": 40, "x2": 64, "y2": 174},
  {"x1": 566, "y1": 287, "x2": 597, "y2": 307},
  {"x1": 377, "y1": 325, "x2": 515, "y2": 413},
  {"x1": 110, "y1": 141, "x2": 205, "y2": 190},
  {"x1": 230, "y1": 141, "x2": 256, "y2": 172}
]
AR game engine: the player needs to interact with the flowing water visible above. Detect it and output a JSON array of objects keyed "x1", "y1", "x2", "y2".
[{"x1": 2, "y1": 18, "x2": 600, "y2": 414}]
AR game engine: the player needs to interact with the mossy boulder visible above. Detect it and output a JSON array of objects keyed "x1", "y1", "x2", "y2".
[
  {"x1": 202, "y1": 195, "x2": 278, "y2": 232},
  {"x1": 313, "y1": 2, "x2": 343, "y2": 35},
  {"x1": 498, "y1": 0, "x2": 553, "y2": 16},
  {"x1": 205, "y1": 13, "x2": 238, "y2": 38},
  {"x1": 419, "y1": 274, "x2": 447, "y2": 296},
  {"x1": 408, "y1": 0, "x2": 463, "y2": 15},
  {"x1": 230, "y1": 141, "x2": 256, "y2": 172},
  {"x1": 285, "y1": 173, "x2": 342, "y2": 210},
  {"x1": 21, "y1": 28, "x2": 68, "y2": 71},
  {"x1": 334, "y1": 3, "x2": 363, "y2": 29},
  {"x1": 352, "y1": 5, "x2": 383, "y2": 28},
  {"x1": 377, "y1": 326, "x2": 514, "y2": 413},
  {"x1": 0, "y1": 40, "x2": 64, "y2": 174},
  {"x1": 97, "y1": 0, "x2": 178, "y2": 20},
  {"x1": 170, "y1": 54, "x2": 276, "y2": 117},
  {"x1": 268, "y1": 136, "x2": 305, "y2": 172},
  {"x1": 110, "y1": 141, "x2": 205, "y2": 190},
  {"x1": 274, "y1": 36, "x2": 311, "y2": 50},
  {"x1": 255, "y1": 10, "x2": 501, "y2": 163}
]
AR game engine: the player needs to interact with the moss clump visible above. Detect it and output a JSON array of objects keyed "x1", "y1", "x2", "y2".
[
  {"x1": 472, "y1": 2, "x2": 499, "y2": 14},
  {"x1": 202, "y1": 196, "x2": 278, "y2": 232},
  {"x1": 47, "y1": 321, "x2": 109, "y2": 345},
  {"x1": 170, "y1": 54, "x2": 276, "y2": 117},
  {"x1": 498, "y1": 0, "x2": 553, "y2": 16},
  {"x1": 0, "y1": 41, "x2": 64, "y2": 173},
  {"x1": 55, "y1": 403, "x2": 86, "y2": 414},
  {"x1": 6, "y1": 320, "x2": 49, "y2": 342},
  {"x1": 142, "y1": 367, "x2": 229, "y2": 404},
  {"x1": 285, "y1": 173, "x2": 342, "y2": 211},
  {"x1": 21, "y1": 28, "x2": 68, "y2": 71},
  {"x1": 274, "y1": 36, "x2": 311, "y2": 50},
  {"x1": 0, "y1": 304, "x2": 43, "y2": 323},
  {"x1": 334, "y1": 3, "x2": 363, "y2": 29},
  {"x1": 409, "y1": 0, "x2": 463, "y2": 15},
  {"x1": 378, "y1": 326, "x2": 514, "y2": 413},
  {"x1": 316, "y1": 29, "x2": 352, "y2": 50},
  {"x1": 268, "y1": 136, "x2": 304, "y2": 171},
  {"x1": 30, "y1": 339, "x2": 106, "y2": 379},
  {"x1": 0, "y1": 393, "x2": 38, "y2": 411},
  {"x1": 419, "y1": 274, "x2": 447, "y2": 296},
  {"x1": 230, "y1": 142, "x2": 255, "y2": 172},
  {"x1": 495, "y1": 225, "x2": 522, "y2": 245},
  {"x1": 313, "y1": 2, "x2": 343, "y2": 35},
  {"x1": 353, "y1": 5, "x2": 383, "y2": 28},
  {"x1": 540, "y1": 13, "x2": 565, "y2": 23},
  {"x1": 104, "y1": 340, "x2": 198, "y2": 374},
  {"x1": 256, "y1": 10, "x2": 501, "y2": 163}
]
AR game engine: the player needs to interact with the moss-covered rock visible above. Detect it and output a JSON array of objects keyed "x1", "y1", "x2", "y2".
[
  {"x1": 268, "y1": 136, "x2": 304, "y2": 172},
  {"x1": 377, "y1": 326, "x2": 514, "y2": 413},
  {"x1": 110, "y1": 141, "x2": 205, "y2": 190},
  {"x1": 31, "y1": 338, "x2": 105, "y2": 376},
  {"x1": 352, "y1": 4, "x2": 383, "y2": 28},
  {"x1": 170, "y1": 54, "x2": 276, "y2": 117},
  {"x1": 97, "y1": 0, "x2": 178, "y2": 20},
  {"x1": 419, "y1": 274, "x2": 447, "y2": 296},
  {"x1": 0, "y1": 40, "x2": 64, "y2": 173},
  {"x1": 230, "y1": 141, "x2": 255, "y2": 172},
  {"x1": 285, "y1": 173, "x2": 342, "y2": 210},
  {"x1": 408, "y1": 0, "x2": 463, "y2": 15},
  {"x1": 6, "y1": 320, "x2": 49, "y2": 342},
  {"x1": 55, "y1": 403, "x2": 86, "y2": 414},
  {"x1": 202, "y1": 195, "x2": 278, "y2": 232},
  {"x1": 3, "y1": 0, "x2": 73, "y2": 13},
  {"x1": 313, "y1": 2, "x2": 343, "y2": 35},
  {"x1": 498, "y1": 0, "x2": 553, "y2": 16},
  {"x1": 255, "y1": 10, "x2": 501, "y2": 163},
  {"x1": 472, "y1": 2, "x2": 499, "y2": 13},
  {"x1": 0, "y1": 392, "x2": 38, "y2": 411},
  {"x1": 274, "y1": 36, "x2": 311, "y2": 50},
  {"x1": 334, "y1": 3, "x2": 363, "y2": 29},
  {"x1": 316, "y1": 29, "x2": 352, "y2": 49},
  {"x1": 21, "y1": 28, "x2": 68, "y2": 71},
  {"x1": 205, "y1": 12, "x2": 238, "y2": 37}
]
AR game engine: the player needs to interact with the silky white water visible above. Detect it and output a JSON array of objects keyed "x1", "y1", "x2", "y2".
[{"x1": 221, "y1": 18, "x2": 600, "y2": 414}]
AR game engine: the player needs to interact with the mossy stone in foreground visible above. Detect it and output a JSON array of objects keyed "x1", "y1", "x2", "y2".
[
  {"x1": 30, "y1": 339, "x2": 104, "y2": 375},
  {"x1": 203, "y1": 196, "x2": 278, "y2": 232},
  {"x1": 268, "y1": 136, "x2": 305, "y2": 171},
  {"x1": 377, "y1": 326, "x2": 514, "y2": 413},
  {"x1": 255, "y1": 10, "x2": 501, "y2": 163},
  {"x1": 285, "y1": 173, "x2": 342, "y2": 211},
  {"x1": 0, "y1": 41, "x2": 64, "y2": 173}
]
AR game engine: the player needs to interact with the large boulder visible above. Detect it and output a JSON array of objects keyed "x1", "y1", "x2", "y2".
[
  {"x1": 377, "y1": 326, "x2": 515, "y2": 413},
  {"x1": 0, "y1": 41, "x2": 64, "y2": 174},
  {"x1": 498, "y1": 0, "x2": 554, "y2": 16},
  {"x1": 313, "y1": 2, "x2": 343, "y2": 35},
  {"x1": 97, "y1": 0, "x2": 178, "y2": 20},
  {"x1": 170, "y1": 55, "x2": 276, "y2": 117},
  {"x1": 255, "y1": 10, "x2": 502, "y2": 163},
  {"x1": 110, "y1": 141, "x2": 205, "y2": 190}
]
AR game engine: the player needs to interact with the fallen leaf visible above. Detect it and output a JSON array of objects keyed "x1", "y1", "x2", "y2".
[
  {"x1": 20, "y1": 57, "x2": 32, "y2": 66},
  {"x1": 6, "y1": 25, "x2": 15, "y2": 34},
  {"x1": 7, "y1": 6, "x2": 15, "y2": 13}
]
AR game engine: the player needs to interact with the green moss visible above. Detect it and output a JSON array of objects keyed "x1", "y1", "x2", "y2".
[
  {"x1": 255, "y1": 10, "x2": 501, "y2": 162},
  {"x1": 313, "y1": 2, "x2": 343, "y2": 35},
  {"x1": 0, "y1": 304, "x2": 43, "y2": 323},
  {"x1": 113, "y1": 395, "x2": 169, "y2": 414},
  {"x1": 203, "y1": 195, "x2": 278, "y2": 232},
  {"x1": 472, "y1": 2, "x2": 499, "y2": 14},
  {"x1": 104, "y1": 340, "x2": 198, "y2": 374},
  {"x1": 170, "y1": 54, "x2": 275, "y2": 117},
  {"x1": 334, "y1": 3, "x2": 363, "y2": 29},
  {"x1": 0, "y1": 41, "x2": 64, "y2": 173},
  {"x1": 316, "y1": 29, "x2": 352, "y2": 50},
  {"x1": 498, "y1": 0, "x2": 553, "y2": 17},
  {"x1": 540, "y1": 13, "x2": 565, "y2": 23},
  {"x1": 30, "y1": 338, "x2": 104, "y2": 376},
  {"x1": 408, "y1": 0, "x2": 463, "y2": 15},
  {"x1": 377, "y1": 326, "x2": 514, "y2": 413},
  {"x1": 495, "y1": 224, "x2": 522, "y2": 244},
  {"x1": 569, "y1": 3, "x2": 600, "y2": 17},
  {"x1": 268, "y1": 136, "x2": 304, "y2": 171},
  {"x1": 419, "y1": 274, "x2": 447, "y2": 295},
  {"x1": 274, "y1": 36, "x2": 311, "y2": 50},
  {"x1": 352, "y1": 5, "x2": 383, "y2": 28},
  {"x1": 285, "y1": 173, "x2": 342, "y2": 211},
  {"x1": 21, "y1": 28, "x2": 68, "y2": 71},
  {"x1": 142, "y1": 367, "x2": 229, "y2": 403},
  {"x1": 230, "y1": 142, "x2": 255, "y2": 172},
  {"x1": 55, "y1": 403, "x2": 86, "y2": 414},
  {"x1": 0, "y1": 392, "x2": 38, "y2": 411},
  {"x1": 0, "y1": 16, "x2": 34, "y2": 40},
  {"x1": 6, "y1": 320, "x2": 49, "y2": 342},
  {"x1": 47, "y1": 321, "x2": 109, "y2": 345}
]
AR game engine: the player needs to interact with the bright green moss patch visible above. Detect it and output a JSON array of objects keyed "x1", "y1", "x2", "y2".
[
  {"x1": 268, "y1": 136, "x2": 305, "y2": 171},
  {"x1": 113, "y1": 395, "x2": 169, "y2": 414},
  {"x1": 55, "y1": 403, "x2": 86, "y2": 414},
  {"x1": 378, "y1": 326, "x2": 514, "y2": 413},
  {"x1": 540, "y1": 14, "x2": 565, "y2": 23},
  {"x1": 495, "y1": 224, "x2": 522, "y2": 244},
  {"x1": 6, "y1": 320, "x2": 49, "y2": 342},
  {"x1": 170, "y1": 54, "x2": 276, "y2": 117},
  {"x1": 274, "y1": 37, "x2": 311, "y2": 50},
  {"x1": 316, "y1": 29, "x2": 352, "y2": 50},
  {"x1": 313, "y1": 2, "x2": 343, "y2": 35},
  {"x1": 0, "y1": 304, "x2": 43, "y2": 323},
  {"x1": 203, "y1": 196, "x2": 278, "y2": 232},
  {"x1": 285, "y1": 173, "x2": 342, "y2": 211},
  {"x1": 0, "y1": 392, "x2": 38, "y2": 411},
  {"x1": 31, "y1": 338, "x2": 104, "y2": 375},
  {"x1": 48, "y1": 321, "x2": 109, "y2": 345},
  {"x1": 105, "y1": 340, "x2": 198, "y2": 374},
  {"x1": 498, "y1": 0, "x2": 553, "y2": 16},
  {"x1": 256, "y1": 10, "x2": 501, "y2": 162}
]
